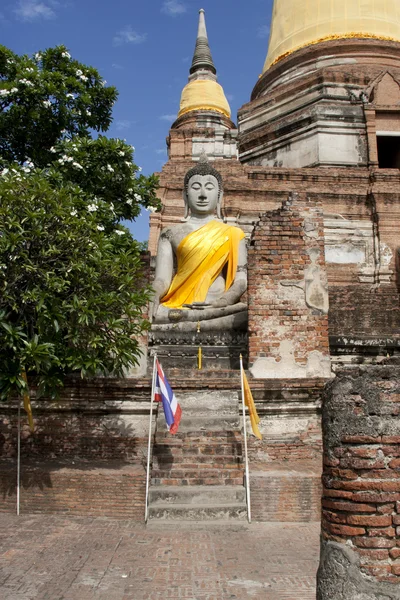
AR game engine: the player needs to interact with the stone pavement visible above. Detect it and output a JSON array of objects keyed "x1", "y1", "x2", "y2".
[{"x1": 0, "y1": 514, "x2": 320, "y2": 600}]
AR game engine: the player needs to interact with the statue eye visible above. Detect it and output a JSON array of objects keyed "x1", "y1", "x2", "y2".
[
  {"x1": 191, "y1": 183, "x2": 201, "y2": 190},
  {"x1": 205, "y1": 183, "x2": 215, "y2": 190}
]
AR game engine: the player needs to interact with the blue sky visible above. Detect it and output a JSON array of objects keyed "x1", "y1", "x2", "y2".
[{"x1": 1, "y1": 0, "x2": 274, "y2": 241}]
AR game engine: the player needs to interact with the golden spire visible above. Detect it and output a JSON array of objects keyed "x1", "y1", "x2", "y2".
[
  {"x1": 264, "y1": 0, "x2": 400, "y2": 72},
  {"x1": 178, "y1": 9, "x2": 231, "y2": 119}
]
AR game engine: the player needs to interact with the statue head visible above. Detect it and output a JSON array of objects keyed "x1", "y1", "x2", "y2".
[{"x1": 183, "y1": 152, "x2": 223, "y2": 219}]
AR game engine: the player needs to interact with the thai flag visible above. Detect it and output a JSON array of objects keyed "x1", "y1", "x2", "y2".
[{"x1": 154, "y1": 360, "x2": 182, "y2": 435}]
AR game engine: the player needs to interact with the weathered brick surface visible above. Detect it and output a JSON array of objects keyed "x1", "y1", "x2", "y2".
[
  {"x1": 318, "y1": 363, "x2": 400, "y2": 592},
  {"x1": 247, "y1": 192, "x2": 330, "y2": 374},
  {"x1": 0, "y1": 460, "x2": 145, "y2": 519}
]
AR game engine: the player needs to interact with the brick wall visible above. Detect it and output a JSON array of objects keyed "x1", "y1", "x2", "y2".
[
  {"x1": 247, "y1": 192, "x2": 330, "y2": 378},
  {"x1": 0, "y1": 461, "x2": 145, "y2": 519},
  {"x1": 318, "y1": 362, "x2": 400, "y2": 598}
]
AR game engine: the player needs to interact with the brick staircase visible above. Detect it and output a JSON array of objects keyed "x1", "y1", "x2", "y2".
[{"x1": 147, "y1": 391, "x2": 247, "y2": 521}]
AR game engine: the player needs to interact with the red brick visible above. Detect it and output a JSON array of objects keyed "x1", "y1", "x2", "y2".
[
  {"x1": 357, "y1": 548, "x2": 389, "y2": 561},
  {"x1": 362, "y1": 564, "x2": 392, "y2": 577},
  {"x1": 354, "y1": 537, "x2": 396, "y2": 549},
  {"x1": 323, "y1": 522, "x2": 366, "y2": 536},
  {"x1": 342, "y1": 435, "x2": 381, "y2": 444},
  {"x1": 391, "y1": 564, "x2": 400, "y2": 576},
  {"x1": 353, "y1": 492, "x2": 400, "y2": 504},
  {"x1": 323, "y1": 488, "x2": 353, "y2": 500},
  {"x1": 393, "y1": 515, "x2": 400, "y2": 525},
  {"x1": 322, "y1": 499, "x2": 375, "y2": 513},
  {"x1": 377, "y1": 503, "x2": 395, "y2": 514},
  {"x1": 389, "y1": 548, "x2": 400, "y2": 559},
  {"x1": 347, "y1": 447, "x2": 380, "y2": 459},
  {"x1": 322, "y1": 510, "x2": 347, "y2": 524},
  {"x1": 347, "y1": 515, "x2": 392, "y2": 527},
  {"x1": 382, "y1": 437, "x2": 400, "y2": 444},
  {"x1": 367, "y1": 527, "x2": 396, "y2": 538},
  {"x1": 389, "y1": 459, "x2": 400, "y2": 469}
]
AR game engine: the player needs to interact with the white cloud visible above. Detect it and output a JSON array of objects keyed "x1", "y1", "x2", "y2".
[
  {"x1": 112, "y1": 63, "x2": 124, "y2": 70},
  {"x1": 257, "y1": 25, "x2": 270, "y2": 39},
  {"x1": 155, "y1": 148, "x2": 167, "y2": 155},
  {"x1": 113, "y1": 26, "x2": 147, "y2": 46},
  {"x1": 15, "y1": 0, "x2": 55, "y2": 20},
  {"x1": 116, "y1": 120, "x2": 134, "y2": 131},
  {"x1": 159, "y1": 114, "x2": 177, "y2": 122},
  {"x1": 162, "y1": 0, "x2": 186, "y2": 16}
]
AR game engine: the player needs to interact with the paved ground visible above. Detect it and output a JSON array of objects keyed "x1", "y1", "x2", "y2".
[{"x1": 0, "y1": 514, "x2": 320, "y2": 600}]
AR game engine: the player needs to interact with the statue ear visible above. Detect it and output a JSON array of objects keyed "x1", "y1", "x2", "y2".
[
  {"x1": 183, "y1": 189, "x2": 190, "y2": 220},
  {"x1": 217, "y1": 190, "x2": 223, "y2": 220}
]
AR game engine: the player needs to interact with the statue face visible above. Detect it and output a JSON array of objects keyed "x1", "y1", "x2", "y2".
[{"x1": 186, "y1": 175, "x2": 219, "y2": 216}]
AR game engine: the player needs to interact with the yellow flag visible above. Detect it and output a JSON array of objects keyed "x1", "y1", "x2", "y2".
[
  {"x1": 242, "y1": 370, "x2": 262, "y2": 440},
  {"x1": 21, "y1": 371, "x2": 35, "y2": 432}
]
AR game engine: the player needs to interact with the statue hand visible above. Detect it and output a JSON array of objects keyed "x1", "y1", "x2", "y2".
[{"x1": 211, "y1": 298, "x2": 229, "y2": 308}]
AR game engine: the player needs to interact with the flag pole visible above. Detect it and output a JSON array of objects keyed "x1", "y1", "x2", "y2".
[
  {"x1": 240, "y1": 355, "x2": 251, "y2": 523},
  {"x1": 145, "y1": 353, "x2": 157, "y2": 523},
  {"x1": 17, "y1": 397, "x2": 21, "y2": 516}
]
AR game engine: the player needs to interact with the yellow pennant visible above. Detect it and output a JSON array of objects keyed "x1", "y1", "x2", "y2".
[
  {"x1": 243, "y1": 370, "x2": 262, "y2": 440},
  {"x1": 21, "y1": 371, "x2": 35, "y2": 432}
]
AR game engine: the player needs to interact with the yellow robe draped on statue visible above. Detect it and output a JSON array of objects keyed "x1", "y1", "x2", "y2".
[{"x1": 161, "y1": 220, "x2": 245, "y2": 310}]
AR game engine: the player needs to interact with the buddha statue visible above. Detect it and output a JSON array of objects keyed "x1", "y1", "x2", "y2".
[{"x1": 152, "y1": 155, "x2": 247, "y2": 332}]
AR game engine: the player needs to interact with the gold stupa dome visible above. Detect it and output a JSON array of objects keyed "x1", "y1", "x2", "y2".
[
  {"x1": 178, "y1": 79, "x2": 231, "y2": 119},
  {"x1": 264, "y1": 0, "x2": 400, "y2": 72},
  {"x1": 177, "y1": 9, "x2": 231, "y2": 120}
]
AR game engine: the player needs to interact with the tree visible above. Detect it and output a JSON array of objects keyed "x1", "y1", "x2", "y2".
[{"x1": 0, "y1": 45, "x2": 159, "y2": 406}]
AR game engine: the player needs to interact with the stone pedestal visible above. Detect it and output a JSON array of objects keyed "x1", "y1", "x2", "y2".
[{"x1": 149, "y1": 329, "x2": 248, "y2": 371}]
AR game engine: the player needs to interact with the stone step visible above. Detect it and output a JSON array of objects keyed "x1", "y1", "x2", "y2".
[
  {"x1": 149, "y1": 484, "x2": 246, "y2": 505},
  {"x1": 154, "y1": 431, "x2": 242, "y2": 443},
  {"x1": 157, "y1": 416, "x2": 240, "y2": 432},
  {"x1": 151, "y1": 466, "x2": 243, "y2": 479},
  {"x1": 148, "y1": 502, "x2": 247, "y2": 521},
  {"x1": 152, "y1": 455, "x2": 243, "y2": 469},
  {"x1": 151, "y1": 475, "x2": 244, "y2": 486}
]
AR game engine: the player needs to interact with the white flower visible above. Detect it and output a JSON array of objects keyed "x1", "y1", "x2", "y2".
[
  {"x1": 102, "y1": 80, "x2": 107, "y2": 86},
  {"x1": 34, "y1": 53, "x2": 41, "y2": 61},
  {"x1": 0, "y1": 89, "x2": 10, "y2": 96},
  {"x1": 76, "y1": 69, "x2": 83, "y2": 76},
  {"x1": 110, "y1": 202, "x2": 115, "y2": 212},
  {"x1": 25, "y1": 68, "x2": 34, "y2": 73},
  {"x1": 49, "y1": 147, "x2": 57, "y2": 153},
  {"x1": 115, "y1": 230, "x2": 125, "y2": 236},
  {"x1": 6, "y1": 59, "x2": 13, "y2": 65},
  {"x1": 118, "y1": 151, "x2": 125, "y2": 156},
  {"x1": 128, "y1": 188, "x2": 133, "y2": 193},
  {"x1": 126, "y1": 198, "x2": 132, "y2": 205},
  {"x1": 72, "y1": 162, "x2": 83, "y2": 169},
  {"x1": 22, "y1": 167, "x2": 31, "y2": 173},
  {"x1": 130, "y1": 146, "x2": 135, "y2": 152},
  {"x1": 137, "y1": 166, "x2": 142, "y2": 172},
  {"x1": 80, "y1": 75, "x2": 88, "y2": 82},
  {"x1": 86, "y1": 110, "x2": 91, "y2": 116},
  {"x1": 97, "y1": 225, "x2": 105, "y2": 231},
  {"x1": 125, "y1": 161, "x2": 131, "y2": 167},
  {"x1": 10, "y1": 88, "x2": 18, "y2": 93},
  {"x1": 66, "y1": 93, "x2": 74, "y2": 99},
  {"x1": 43, "y1": 100, "x2": 52, "y2": 108},
  {"x1": 88, "y1": 203, "x2": 97, "y2": 212},
  {"x1": 58, "y1": 158, "x2": 65, "y2": 164},
  {"x1": 70, "y1": 209, "x2": 77, "y2": 217},
  {"x1": 61, "y1": 51, "x2": 71, "y2": 59},
  {"x1": 107, "y1": 164, "x2": 114, "y2": 172},
  {"x1": 148, "y1": 206, "x2": 157, "y2": 213},
  {"x1": 134, "y1": 193, "x2": 142, "y2": 201},
  {"x1": 1, "y1": 168, "x2": 9, "y2": 176},
  {"x1": 18, "y1": 79, "x2": 34, "y2": 87}
]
